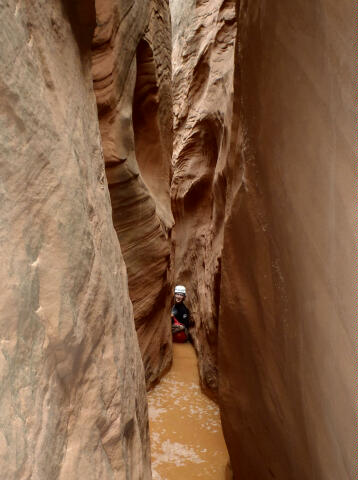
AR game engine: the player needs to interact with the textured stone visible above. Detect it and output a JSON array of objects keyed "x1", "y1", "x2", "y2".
[
  {"x1": 170, "y1": 0, "x2": 353, "y2": 478},
  {"x1": 0, "y1": 1, "x2": 150, "y2": 478},
  {"x1": 92, "y1": 0, "x2": 174, "y2": 388},
  {"x1": 1, "y1": 0, "x2": 353, "y2": 478},
  {"x1": 170, "y1": 0, "x2": 237, "y2": 397}
]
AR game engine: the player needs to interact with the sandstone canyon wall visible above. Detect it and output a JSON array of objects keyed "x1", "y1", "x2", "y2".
[
  {"x1": 0, "y1": 0, "x2": 353, "y2": 478},
  {"x1": 170, "y1": 0, "x2": 237, "y2": 397},
  {"x1": 0, "y1": 1, "x2": 151, "y2": 478},
  {"x1": 92, "y1": 0, "x2": 174, "y2": 388},
  {"x1": 218, "y1": 1, "x2": 353, "y2": 478},
  {"x1": 170, "y1": 0, "x2": 353, "y2": 479}
]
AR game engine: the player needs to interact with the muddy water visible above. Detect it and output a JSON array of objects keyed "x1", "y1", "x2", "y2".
[{"x1": 148, "y1": 343, "x2": 230, "y2": 479}]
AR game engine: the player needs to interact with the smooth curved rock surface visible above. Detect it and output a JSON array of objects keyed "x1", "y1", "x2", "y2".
[
  {"x1": 218, "y1": 1, "x2": 353, "y2": 479},
  {"x1": 92, "y1": 0, "x2": 174, "y2": 388},
  {"x1": 0, "y1": 1, "x2": 150, "y2": 478}
]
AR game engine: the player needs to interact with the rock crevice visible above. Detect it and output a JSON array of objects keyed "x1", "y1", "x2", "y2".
[
  {"x1": 170, "y1": 0, "x2": 353, "y2": 479},
  {"x1": 91, "y1": 0, "x2": 174, "y2": 388}
]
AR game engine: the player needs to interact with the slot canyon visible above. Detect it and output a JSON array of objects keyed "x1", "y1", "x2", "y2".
[{"x1": 0, "y1": 0, "x2": 352, "y2": 479}]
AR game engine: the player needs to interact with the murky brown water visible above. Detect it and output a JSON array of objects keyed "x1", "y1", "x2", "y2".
[{"x1": 148, "y1": 343, "x2": 229, "y2": 480}]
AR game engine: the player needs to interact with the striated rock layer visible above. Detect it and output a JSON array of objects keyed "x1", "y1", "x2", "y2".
[
  {"x1": 92, "y1": 0, "x2": 174, "y2": 388},
  {"x1": 170, "y1": 0, "x2": 237, "y2": 397},
  {"x1": 171, "y1": 0, "x2": 352, "y2": 479},
  {"x1": 0, "y1": 1, "x2": 150, "y2": 478},
  {"x1": 218, "y1": 1, "x2": 353, "y2": 479}
]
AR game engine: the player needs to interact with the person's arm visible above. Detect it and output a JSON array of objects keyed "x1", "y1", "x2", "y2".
[
  {"x1": 171, "y1": 306, "x2": 178, "y2": 324},
  {"x1": 181, "y1": 306, "x2": 190, "y2": 328}
]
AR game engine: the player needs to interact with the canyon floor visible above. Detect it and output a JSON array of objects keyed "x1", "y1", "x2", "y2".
[{"x1": 148, "y1": 343, "x2": 230, "y2": 479}]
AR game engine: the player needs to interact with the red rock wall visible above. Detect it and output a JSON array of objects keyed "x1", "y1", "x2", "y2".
[
  {"x1": 92, "y1": 0, "x2": 174, "y2": 388},
  {"x1": 0, "y1": 1, "x2": 151, "y2": 478},
  {"x1": 171, "y1": 0, "x2": 352, "y2": 478},
  {"x1": 171, "y1": 0, "x2": 237, "y2": 397},
  {"x1": 218, "y1": 1, "x2": 353, "y2": 479}
]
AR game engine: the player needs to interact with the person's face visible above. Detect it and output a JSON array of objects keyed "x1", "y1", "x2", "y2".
[{"x1": 175, "y1": 293, "x2": 185, "y2": 303}]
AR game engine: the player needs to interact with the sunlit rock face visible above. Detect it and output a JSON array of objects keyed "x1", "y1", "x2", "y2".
[
  {"x1": 218, "y1": 1, "x2": 353, "y2": 479},
  {"x1": 170, "y1": 0, "x2": 237, "y2": 397},
  {"x1": 92, "y1": 0, "x2": 174, "y2": 388},
  {"x1": 0, "y1": 1, "x2": 151, "y2": 479}
]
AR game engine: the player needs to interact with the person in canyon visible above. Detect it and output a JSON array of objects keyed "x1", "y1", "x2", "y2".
[{"x1": 171, "y1": 285, "x2": 191, "y2": 342}]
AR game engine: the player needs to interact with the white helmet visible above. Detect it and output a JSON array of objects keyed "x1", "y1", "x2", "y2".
[{"x1": 174, "y1": 285, "x2": 186, "y2": 296}]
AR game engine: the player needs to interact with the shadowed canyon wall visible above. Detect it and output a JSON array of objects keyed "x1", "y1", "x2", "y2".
[
  {"x1": 170, "y1": 0, "x2": 353, "y2": 479},
  {"x1": 170, "y1": 0, "x2": 237, "y2": 397},
  {"x1": 92, "y1": 0, "x2": 174, "y2": 388},
  {"x1": 0, "y1": 1, "x2": 151, "y2": 478},
  {"x1": 218, "y1": 1, "x2": 353, "y2": 479}
]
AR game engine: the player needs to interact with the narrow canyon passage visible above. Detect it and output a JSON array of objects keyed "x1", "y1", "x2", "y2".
[
  {"x1": 148, "y1": 343, "x2": 229, "y2": 479},
  {"x1": 0, "y1": 0, "x2": 352, "y2": 479}
]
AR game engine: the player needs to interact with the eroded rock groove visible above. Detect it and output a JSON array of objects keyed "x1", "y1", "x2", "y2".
[{"x1": 0, "y1": 0, "x2": 353, "y2": 479}]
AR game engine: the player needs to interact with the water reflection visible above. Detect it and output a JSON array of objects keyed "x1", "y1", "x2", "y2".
[{"x1": 148, "y1": 343, "x2": 229, "y2": 479}]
